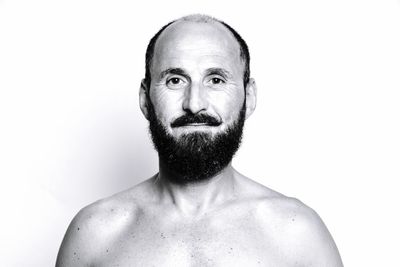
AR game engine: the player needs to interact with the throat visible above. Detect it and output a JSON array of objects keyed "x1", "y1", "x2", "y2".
[{"x1": 155, "y1": 165, "x2": 237, "y2": 216}]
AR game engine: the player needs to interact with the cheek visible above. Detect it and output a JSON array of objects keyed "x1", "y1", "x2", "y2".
[
  {"x1": 150, "y1": 89, "x2": 183, "y2": 123},
  {"x1": 210, "y1": 90, "x2": 245, "y2": 122}
]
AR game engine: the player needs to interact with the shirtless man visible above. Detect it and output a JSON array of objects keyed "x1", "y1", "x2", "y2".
[{"x1": 56, "y1": 14, "x2": 343, "y2": 267}]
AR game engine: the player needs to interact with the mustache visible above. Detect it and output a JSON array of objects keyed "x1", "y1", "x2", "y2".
[{"x1": 171, "y1": 113, "x2": 221, "y2": 128}]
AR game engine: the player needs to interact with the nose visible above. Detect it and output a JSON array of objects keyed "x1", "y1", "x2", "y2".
[{"x1": 182, "y1": 82, "x2": 208, "y2": 114}]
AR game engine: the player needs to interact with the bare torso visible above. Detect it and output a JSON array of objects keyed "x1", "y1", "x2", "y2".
[
  {"x1": 92, "y1": 196, "x2": 291, "y2": 266},
  {"x1": 57, "y1": 170, "x2": 343, "y2": 267}
]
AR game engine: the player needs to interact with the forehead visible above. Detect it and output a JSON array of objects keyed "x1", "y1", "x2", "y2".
[{"x1": 152, "y1": 21, "x2": 243, "y2": 75}]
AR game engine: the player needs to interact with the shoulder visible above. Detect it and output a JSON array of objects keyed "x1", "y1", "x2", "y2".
[
  {"x1": 56, "y1": 197, "x2": 135, "y2": 266},
  {"x1": 258, "y1": 196, "x2": 343, "y2": 267},
  {"x1": 233, "y1": 172, "x2": 342, "y2": 266},
  {"x1": 56, "y1": 178, "x2": 155, "y2": 266}
]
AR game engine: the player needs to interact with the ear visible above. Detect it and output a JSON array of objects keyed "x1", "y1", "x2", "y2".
[
  {"x1": 139, "y1": 79, "x2": 150, "y2": 120},
  {"x1": 244, "y1": 78, "x2": 257, "y2": 119}
]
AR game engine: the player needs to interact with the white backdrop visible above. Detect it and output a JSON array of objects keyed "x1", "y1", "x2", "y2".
[{"x1": 1, "y1": 0, "x2": 399, "y2": 266}]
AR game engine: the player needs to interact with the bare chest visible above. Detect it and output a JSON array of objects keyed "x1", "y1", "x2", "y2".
[{"x1": 93, "y1": 209, "x2": 291, "y2": 267}]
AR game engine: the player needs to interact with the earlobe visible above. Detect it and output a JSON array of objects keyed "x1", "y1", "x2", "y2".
[
  {"x1": 245, "y1": 78, "x2": 257, "y2": 119},
  {"x1": 139, "y1": 79, "x2": 150, "y2": 120}
]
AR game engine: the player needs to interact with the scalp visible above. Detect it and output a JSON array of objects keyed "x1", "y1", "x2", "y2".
[{"x1": 152, "y1": 19, "x2": 243, "y2": 75}]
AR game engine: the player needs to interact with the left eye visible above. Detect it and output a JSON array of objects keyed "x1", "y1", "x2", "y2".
[{"x1": 210, "y1": 77, "x2": 225, "y2": 84}]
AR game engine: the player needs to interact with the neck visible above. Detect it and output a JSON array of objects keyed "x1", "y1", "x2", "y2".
[{"x1": 155, "y1": 161, "x2": 237, "y2": 216}]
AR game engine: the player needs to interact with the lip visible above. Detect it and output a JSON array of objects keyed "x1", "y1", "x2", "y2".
[
  {"x1": 182, "y1": 123, "x2": 213, "y2": 126},
  {"x1": 171, "y1": 121, "x2": 222, "y2": 128}
]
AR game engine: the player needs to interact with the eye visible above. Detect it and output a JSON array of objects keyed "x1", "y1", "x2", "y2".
[
  {"x1": 166, "y1": 77, "x2": 186, "y2": 89},
  {"x1": 169, "y1": 77, "x2": 181, "y2": 85},
  {"x1": 211, "y1": 77, "x2": 224, "y2": 84},
  {"x1": 207, "y1": 76, "x2": 226, "y2": 86}
]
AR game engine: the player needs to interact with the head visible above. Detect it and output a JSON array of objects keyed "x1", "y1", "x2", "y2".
[
  {"x1": 139, "y1": 14, "x2": 257, "y2": 183},
  {"x1": 144, "y1": 15, "x2": 251, "y2": 90}
]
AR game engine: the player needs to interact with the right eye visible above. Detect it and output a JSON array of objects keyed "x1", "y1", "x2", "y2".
[
  {"x1": 166, "y1": 77, "x2": 186, "y2": 89},
  {"x1": 169, "y1": 78, "x2": 181, "y2": 84}
]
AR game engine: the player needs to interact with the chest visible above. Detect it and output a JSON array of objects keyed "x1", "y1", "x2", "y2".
[{"x1": 94, "y1": 211, "x2": 291, "y2": 267}]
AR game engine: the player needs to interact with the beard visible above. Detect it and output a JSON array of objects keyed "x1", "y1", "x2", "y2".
[{"x1": 146, "y1": 96, "x2": 246, "y2": 184}]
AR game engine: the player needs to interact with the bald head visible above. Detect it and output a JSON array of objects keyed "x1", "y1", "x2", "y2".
[{"x1": 144, "y1": 14, "x2": 250, "y2": 89}]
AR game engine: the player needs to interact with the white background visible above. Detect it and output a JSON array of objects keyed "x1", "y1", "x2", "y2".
[{"x1": 1, "y1": 0, "x2": 399, "y2": 266}]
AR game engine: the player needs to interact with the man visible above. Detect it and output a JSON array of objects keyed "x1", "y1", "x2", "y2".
[{"x1": 57, "y1": 14, "x2": 343, "y2": 266}]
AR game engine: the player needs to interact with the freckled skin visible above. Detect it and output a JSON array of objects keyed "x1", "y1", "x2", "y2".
[{"x1": 56, "y1": 19, "x2": 343, "y2": 267}]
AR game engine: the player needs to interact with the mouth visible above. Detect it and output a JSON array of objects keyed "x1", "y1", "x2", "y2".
[
  {"x1": 170, "y1": 115, "x2": 222, "y2": 128},
  {"x1": 184, "y1": 123, "x2": 212, "y2": 126},
  {"x1": 178, "y1": 123, "x2": 219, "y2": 128}
]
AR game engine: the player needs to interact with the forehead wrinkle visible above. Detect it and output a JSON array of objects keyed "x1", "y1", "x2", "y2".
[
  {"x1": 154, "y1": 51, "x2": 242, "y2": 80},
  {"x1": 156, "y1": 40, "x2": 240, "y2": 63}
]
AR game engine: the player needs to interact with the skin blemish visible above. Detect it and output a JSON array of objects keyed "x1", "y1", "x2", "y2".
[{"x1": 77, "y1": 227, "x2": 80, "y2": 231}]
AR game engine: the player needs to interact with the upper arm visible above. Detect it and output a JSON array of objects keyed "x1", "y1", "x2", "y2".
[{"x1": 56, "y1": 206, "x2": 100, "y2": 267}]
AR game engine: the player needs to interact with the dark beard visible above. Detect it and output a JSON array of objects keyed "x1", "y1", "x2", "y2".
[{"x1": 146, "y1": 96, "x2": 246, "y2": 184}]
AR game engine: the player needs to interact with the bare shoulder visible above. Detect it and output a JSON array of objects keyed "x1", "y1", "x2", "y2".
[
  {"x1": 265, "y1": 196, "x2": 343, "y2": 266},
  {"x1": 234, "y1": 172, "x2": 343, "y2": 266},
  {"x1": 56, "y1": 177, "x2": 156, "y2": 267}
]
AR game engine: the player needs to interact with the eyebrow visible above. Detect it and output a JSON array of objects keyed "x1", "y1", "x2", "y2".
[
  {"x1": 159, "y1": 68, "x2": 188, "y2": 80},
  {"x1": 204, "y1": 68, "x2": 233, "y2": 79},
  {"x1": 158, "y1": 67, "x2": 233, "y2": 80}
]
